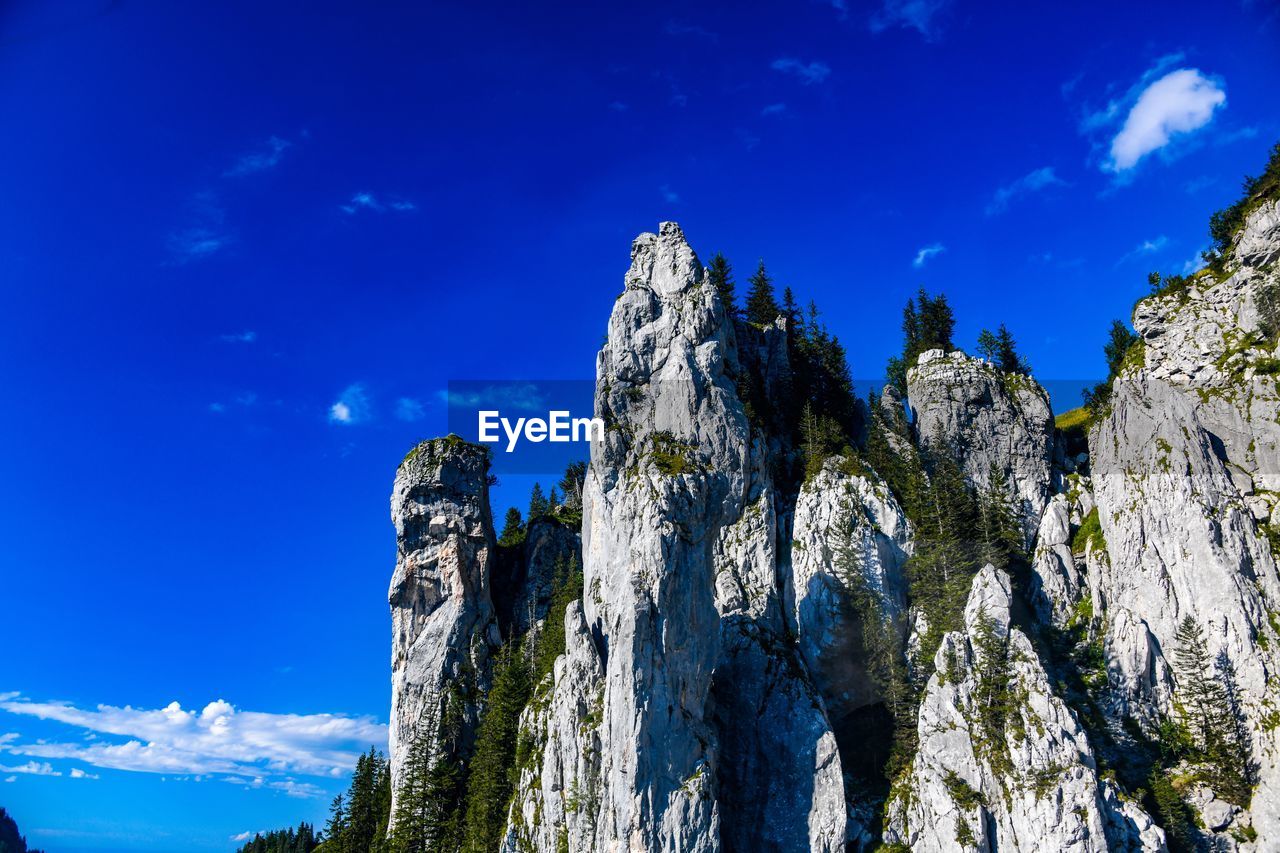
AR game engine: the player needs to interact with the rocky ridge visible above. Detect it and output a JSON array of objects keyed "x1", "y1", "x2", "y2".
[{"x1": 385, "y1": 184, "x2": 1280, "y2": 851}]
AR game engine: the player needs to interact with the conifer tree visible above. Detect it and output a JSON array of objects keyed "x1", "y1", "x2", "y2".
[
  {"x1": 462, "y1": 642, "x2": 532, "y2": 853},
  {"x1": 497, "y1": 507, "x2": 524, "y2": 548},
  {"x1": 994, "y1": 324, "x2": 1029, "y2": 375},
  {"x1": 744, "y1": 260, "x2": 781, "y2": 325},
  {"x1": 527, "y1": 483, "x2": 548, "y2": 519},
  {"x1": 324, "y1": 794, "x2": 349, "y2": 853},
  {"x1": 976, "y1": 329, "x2": 998, "y2": 362},
  {"x1": 556, "y1": 461, "x2": 587, "y2": 510},
  {"x1": 706, "y1": 253, "x2": 737, "y2": 318}
]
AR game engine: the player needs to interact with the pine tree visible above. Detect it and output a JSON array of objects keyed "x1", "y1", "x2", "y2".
[
  {"x1": 546, "y1": 487, "x2": 560, "y2": 512},
  {"x1": 461, "y1": 642, "x2": 532, "y2": 853},
  {"x1": 976, "y1": 329, "x2": 998, "y2": 362},
  {"x1": 994, "y1": 324, "x2": 1029, "y2": 375},
  {"x1": 498, "y1": 507, "x2": 524, "y2": 548},
  {"x1": 527, "y1": 483, "x2": 548, "y2": 519},
  {"x1": 781, "y1": 286, "x2": 799, "y2": 329},
  {"x1": 977, "y1": 465, "x2": 1022, "y2": 571},
  {"x1": 744, "y1": 260, "x2": 781, "y2": 325},
  {"x1": 324, "y1": 793, "x2": 349, "y2": 853},
  {"x1": 706, "y1": 253, "x2": 737, "y2": 318},
  {"x1": 556, "y1": 461, "x2": 587, "y2": 510}
]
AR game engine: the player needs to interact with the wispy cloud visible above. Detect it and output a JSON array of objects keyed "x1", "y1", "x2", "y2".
[
  {"x1": 870, "y1": 0, "x2": 951, "y2": 40},
  {"x1": 985, "y1": 166, "x2": 1066, "y2": 215},
  {"x1": 761, "y1": 103, "x2": 787, "y2": 117},
  {"x1": 0, "y1": 694, "x2": 385, "y2": 796},
  {"x1": 395, "y1": 398, "x2": 426, "y2": 422},
  {"x1": 329, "y1": 384, "x2": 371, "y2": 425},
  {"x1": 1082, "y1": 59, "x2": 1226, "y2": 173},
  {"x1": 69, "y1": 767, "x2": 99, "y2": 779},
  {"x1": 0, "y1": 761, "x2": 61, "y2": 777},
  {"x1": 770, "y1": 57, "x2": 831, "y2": 85},
  {"x1": 168, "y1": 191, "x2": 230, "y2": 264},
  {"x1": 219, "y1": 330, "x2": 257, "y2": 344},
  {"x1": 340, "y1": 193, "x2": 416, "y2": 215},
  {"x1": 1116, "y1": 235, "x2": 1170, "y2": 266},
  {"x1": 232, "y1": 831, "x2": 265, "y2": 843},
  {"x1": 224, "y1": 136, "x2": 292, "y2": 178},
  {"x1": 168, "y1": 228, "x2": 228, "y2": 263},
  {"x1": 660, "y1": 185, "x2": 680, "y2": 204},
  {"x1": 664, "y1": 20, "x2": 717, "y2": 41},
  {"x1": 913, "y1": 243, "x2": 946, "y2": 268},
  {"x1": 608, "y1": 101, "x2": 628, "y2": 112}
]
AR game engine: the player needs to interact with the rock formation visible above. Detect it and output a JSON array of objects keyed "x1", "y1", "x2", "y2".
[
  {"x1": 885, "y1": 566, "x2": 1164, "y2": 852},
  {"x1": 385, "y1": 181, "x2": 1280, "y2": 851},
  {"x1": 388, "y1": 437, "x2": 500, "y2": 816},
  {"x1": 907, "y1": 348, "x2": 1055, "y2": 546}
]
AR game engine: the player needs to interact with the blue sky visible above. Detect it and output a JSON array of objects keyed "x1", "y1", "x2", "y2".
[{"x1": 1, "y1": 0, "x2": 1278, "y2": 849}]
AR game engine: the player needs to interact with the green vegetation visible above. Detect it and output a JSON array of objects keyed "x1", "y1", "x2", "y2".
[
  {"x1": 1170, "y1": 616, "x2": 1254, "y2": 805},
  {"x1": 461, "y1": 642, "x2": 532, "y2": 853},
  {"x1": 235, "y1": 824, "x2": 320, "y2": 853},
  {"x1": 1082, "y1": 320, "x2": 1142, "y2": 416},
  {"x1": 1070, "y1": 508, "x2": 1106, "y2": 556},
  {"x1": 320, "y1": 749, "x2": 393, "y2": 853},
  {"x1": 976, "y1": 323, "x2": 1031, "y2": 376},
  {"x1": 706, "y1": 253, "x2": 737, "y2": 319},
  {"x1": 886, "y1": 288, "x2": 956, "y2": 395},
  {"x1": 651, "y1": 431, "x2": 696, "y2": 475},
  {"x1": 0, "y1": 808, "x2": 43, "y2": 853},
  {"x1": 1207, "y1": 140, "x2": 1280, "y2": 264},
  {"x1": 744, "y1": 259, "x2": 781, "y2": 326}
]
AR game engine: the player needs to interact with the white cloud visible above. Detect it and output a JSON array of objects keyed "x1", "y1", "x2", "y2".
[
  {"x1": 225, "y1": 136, "x2": 292, "y2": 178},
  {"x1": 69, "y1": 767, "x2": 99, "y2": 779},
  {"x1": 912, "y1": 243, "x2": 946, "y2": 268},
  {"x1": 3, "y1": 776, "x2": 13, "y2": 783},
  {"x1": 870, "y1": 0, "x2": 951, "y2": 40},
  {"x1": 220, "y1": 330, "x2": 257, "y2": 344},
  {"x1": 395, "y1": 398, "x2": 426, "y2": 422},
  {"x1": 340, "y1": 193, "x2": 418, "y2": 215},
  {"x1": 168, "y1": 227, "x2": 227, "y2": 263},
  {"x1": 231, "y1": 831, "x2": 262, "y2": 843},
  {"x1": 770, "y1": 57, "x2": 831, "y2": 85},
  {"x1": 0, "y1": 694, "x2": 385, "y2": 794},
  {"x1": 0, "y1": 761, "x2": 61, "y2": 777},
  {"x1": 329, "y1": 384, "x2": 371, "y2": 425},
  {"x1": 660, "y1": 185, "x2": 680, "y2": 204},
  {"x1": 1103, "y1": 68, "x2": 1226, "y2": 172},
  {"x1": 1116, "y1": 235, "x2": 1170, "y2": 266},
  {"x1": 761, "y1": 103, "x2": 787, "y2": 117},
  {"x1": 1182, "y1": 246, "x2": 1210, "y2": 275},
  {"x1": 985, "y1": 167, "x2": 1065, "y2": 215}
]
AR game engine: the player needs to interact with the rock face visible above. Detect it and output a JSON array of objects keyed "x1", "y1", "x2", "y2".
[
  {"x1": 885, "y1": 566, "x2": 1164, "y2": 853},
  {"x1": 788, "y1": 457, "x2": 911, "y2": 729},
  {"x1": 504, "y1": 222, "x2": 846, "y2": 852},
  {"x1": 388, "y1": 437, "x2": 500, "y2": 815},
  {"x1": 907, "y1": 349, "x2": 1055, "y2": 545},
  {"x1": 1087, "y1": 200, "x2": 1280, "y2": 840}
]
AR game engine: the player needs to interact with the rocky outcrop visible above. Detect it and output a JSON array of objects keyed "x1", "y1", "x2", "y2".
[
  {"x1": 885, "y1": 566, "x2": 1164, "y2": 852},
  {"x1": 1027, "y1": 493, "x2": 1086, "y2": 629},
  {"x1": 493, "y1": 517, "x2": 580, "y2": 638},
  {"x1": 907, "y1": 349, "x2": 1055, "y2": 545},
  {"x1": 388, "y1": 437, "x2": 500, "y2": 815},
  {"x1": 788, "y1": 457, "x2": 911, "y2": 727},
  {"x1": 1087, "y1": 199, "x2": 1280, "y2": 840},
  {"x1": 505, "y1": 222, "x2": 846, "y2": 852}
]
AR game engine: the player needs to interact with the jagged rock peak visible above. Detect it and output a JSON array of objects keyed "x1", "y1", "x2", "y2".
[
  {"x1": 626, "y1": 221, "x2": 703, "y2": 295},
  {"x1": 886, "y1": 565, "x2": 1164, "y2": 852}
]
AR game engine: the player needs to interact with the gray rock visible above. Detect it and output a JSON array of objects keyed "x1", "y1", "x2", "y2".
[
  {"x1": 388, "y1": 437, "x2": 500, "y2": 819},
  {"x1": 907, "y1": 348, "x2": 1055, "y2": 546},
  {"x1": 885, "y1": 566, "x2": 1164, "y2": 852}
]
